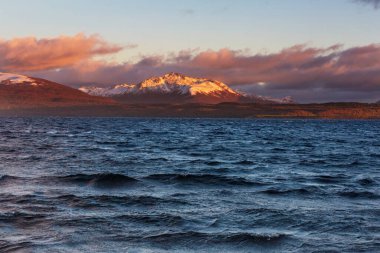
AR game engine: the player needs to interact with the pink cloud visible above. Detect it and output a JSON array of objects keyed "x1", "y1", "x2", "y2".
[
  {"x1": 2, "y1": 35, "x2": 378, "y2": 102},
  {"x1": 0, "y1": 33, "x2": 123, "y2": 71}
]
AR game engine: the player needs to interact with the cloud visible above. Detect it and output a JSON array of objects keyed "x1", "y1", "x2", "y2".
[
  {"x1": 0, "y1": 33, "x2": 377, "y2": 102},
  {"x1": 180, "y1": 9, "x2": 195, "y2": 15},
  {"x1": 353, "y1": 0, "x2": 380, "y2": 8},
  {"x1": 125, "y1": 43, "x2": 139, "y2": 49},
  {"x1": 0, "y1": 33, "x2": 123, "y2": 71},
  {"x1": 22, "y1": 43, "x2": 380, "y2": 102}
]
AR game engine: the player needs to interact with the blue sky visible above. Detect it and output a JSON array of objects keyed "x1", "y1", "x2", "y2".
[{"x1": 1, "y1": 0, "x2": 379, "y2": 60}]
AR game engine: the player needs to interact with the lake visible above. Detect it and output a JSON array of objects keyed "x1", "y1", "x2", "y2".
[{"x1": 0, "y1": 118, "x2": 379, "y2": 252}]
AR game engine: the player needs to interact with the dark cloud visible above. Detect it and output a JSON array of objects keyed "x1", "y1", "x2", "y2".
[{"x1": 353, "y1": 0, "x2": 380, "y2": 8}]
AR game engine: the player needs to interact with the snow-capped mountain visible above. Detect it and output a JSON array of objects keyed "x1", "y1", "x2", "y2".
[
  {"x1": 0, "y1": 72, "x2": 42, "y2": 86},
  {"x1": 80, "y1": 73, "x2": 293, "y2": 104},
  {"x1": 80, "y1": 73, "x2": 240, "y2": 99},
  {"x1": 240, "y1": 93, "x2": 295, "y2": 104},
  {"x1": 137, "y1": 72, "x2": 240, "y2": 97},
  {"x1": 79, "y1": 83, "x2": 136, "y2": 97},
  {"x1": 0, "y1": 72, "x2": 114, "y2": 109}
]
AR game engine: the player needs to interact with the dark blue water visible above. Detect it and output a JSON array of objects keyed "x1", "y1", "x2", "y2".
[{"x1": 0, "y1": 118, "x2": 379, "y2": 252}]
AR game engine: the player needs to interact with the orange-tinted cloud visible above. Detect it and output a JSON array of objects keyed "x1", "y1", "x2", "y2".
[
  {"x1": 0, "y1": 33, "x2": 123, "y2": 71},
  {"x1": 26, "y1": 43, "x2": 380, "y2": 102}
]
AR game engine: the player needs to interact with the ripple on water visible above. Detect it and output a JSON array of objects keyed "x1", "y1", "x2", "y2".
[{"x1": 0, "y1": 118, "x2": 379, "y2": 252}]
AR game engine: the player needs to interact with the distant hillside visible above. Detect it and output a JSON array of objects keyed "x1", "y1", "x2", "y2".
[{"x1": 0, "y1": 72, "x2": 115, "y2": 109}]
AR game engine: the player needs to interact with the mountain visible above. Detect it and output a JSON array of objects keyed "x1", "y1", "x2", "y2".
[
  {"x1": 80, "y1": 73, "x2": 294, "y2": 104},
  {"x1": 0, "y1": 72, "x2": 114, "y2": 109},
  {"x1": 239, "y1": 93, "x2": 295, "y2": 104}
]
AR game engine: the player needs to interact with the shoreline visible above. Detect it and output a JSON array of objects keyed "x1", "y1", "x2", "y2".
[{"x1": 0, "y1": 103, "x2": 380, "y2": 119}]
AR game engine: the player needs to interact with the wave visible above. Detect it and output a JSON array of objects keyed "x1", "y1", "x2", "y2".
[
  {"x1": 0, "y1": 241, "x2": 33, "y2": 253},
  {"x1": 55, "y1": 213, "x2": 186, "y2": 229},
  {"x1": 260, "y1": 187, "x2": 317, "y2": 195},
  {"x1": 0, "y1": 175, "x2": 17, "y2": 181},
  {"x1": 222, "y1": 232, "x2": 287, "y2": 243},
  {"x1": 356, "y1": 177, "x2": 376, "y2": 186},
  {"x1": 313, "y1": 175, "x2": 346, "y2": 184},
  {"x1": 94, "y1": 195, "x2": 188, "y2": 206},
  {"x1": 0, "y1": 194, "x2": 56, "y2": 212},
  {"x1": 272, "y1": 148, "x2": 287, "y2": 152},
  {"x1": 142, "y1": 231, "x2": 287, "y2": 245},
  {"x1": 147, "y1": 157, "x2": 169, "y2": 162},
  {"x1": 205, "y1": 161, "x2": 222, "y2": 166},
  {"x1": 235, "y1": 160, "x2": 255, "y2": 165},
  {"x1": 0, "y1": 147, "x2": 17, "y2": 153},
  {"x1": 117, "y1": 213, "x2": 185, "y2": 226},
  {"x1": 299, "y1": 159, "x2": 327, "y2": 165},
  {"x1": 144, "y1": 173, "x2": 260, "y2": 186},
  {"x1": 339, "y1": 190, "x2": 379, "y2": 199},
  {"x1": 54, "y1": 173, "x2": 139, "y2": 188},
  {"x1": 0, "y1": 212, "x2": 48, "y2": 227},
  {"x1": 0, "y1": 175, "x2": 24, "y2": 185},
  {"x1": 55, "y1": 194, "x2": 188, "y2": 208}
]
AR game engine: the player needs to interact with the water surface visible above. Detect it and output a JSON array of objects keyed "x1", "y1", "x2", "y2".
[{"x1": 0, "y1": 118, "x2": 379, "y2": 252}]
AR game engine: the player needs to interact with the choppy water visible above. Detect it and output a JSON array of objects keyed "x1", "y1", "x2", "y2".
[{"x1": 0, "y1": 118, "x2": 379, "y2": 252}]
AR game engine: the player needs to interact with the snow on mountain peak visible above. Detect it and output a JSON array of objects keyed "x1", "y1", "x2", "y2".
[
  {"x1": 139, "y1": 73, "x2": 240, "y2": 96},
  {"x1": 80, "y1": 73, "x2": 240, "y2": 97},
  {"x1": 79, "y1": 83, "x2": 135, "y2": 97},
  {"x1": 0, "y1": 72, "x2": 40, "y2": 86},
  {"x1": 79, "y1": 73, "x2": 294, "y2": 104}
]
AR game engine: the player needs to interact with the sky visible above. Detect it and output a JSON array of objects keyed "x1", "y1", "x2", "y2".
[{"x1": 0, "y1": 0, "x2": 380, "y2": 102}]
